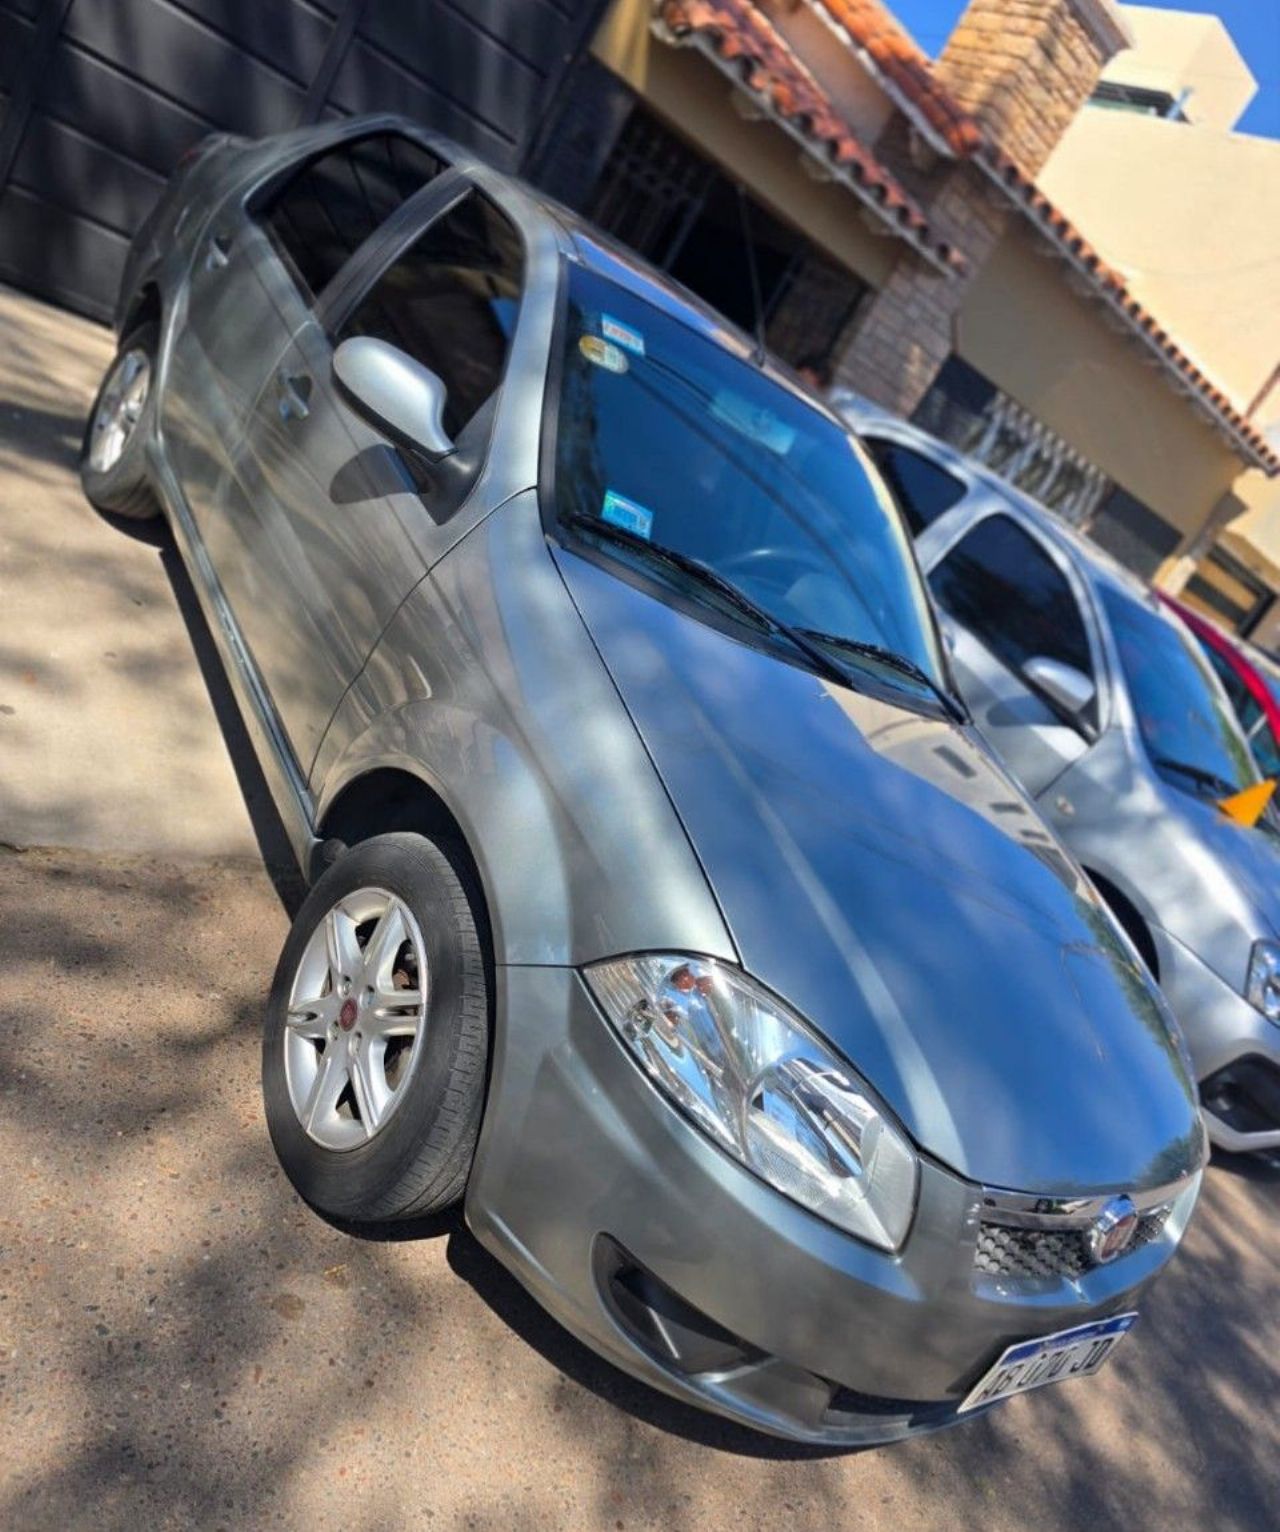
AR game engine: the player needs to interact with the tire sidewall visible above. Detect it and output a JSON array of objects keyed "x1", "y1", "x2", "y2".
[{"x1": 262, "y1": 834, "x2": 484, "y2": 1219}]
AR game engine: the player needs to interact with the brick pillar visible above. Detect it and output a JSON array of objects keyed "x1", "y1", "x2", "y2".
[
  {"x1": 832, "y1": 161, "x2": 1009, "y2": 416},
  {"x1": 832, "y1": 0, "x2": 1133, "y2": 416},
  {"x1": 936, "y1": 0, "x2": 1133, "y2": 177}
]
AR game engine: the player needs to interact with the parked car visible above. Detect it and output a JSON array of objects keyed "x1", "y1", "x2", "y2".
[
  {"x1": 81, "y1": 116, "x2": 1204, "y2": 1446},
  {"x1": 835, "y1": 393, "x2": 1280, "y2": 1157},
  {"x1": 1160, "y1": 595, "x2": 1280, "y2": 778}
]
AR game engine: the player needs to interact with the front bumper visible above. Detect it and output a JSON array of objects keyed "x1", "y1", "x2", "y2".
[
  {"x1": 465, "y1": 965, "x2": 1192, "y2": 1445},
  {"x1": 1151, "y1": 925, "x2": 1280, "y2": 1154}
]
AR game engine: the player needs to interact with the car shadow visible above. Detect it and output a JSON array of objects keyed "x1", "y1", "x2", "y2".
[
  {"x1": 327, "y1": 1200, "x2": 856, "y2": 1459},
  {"x1": 96, "y1": 505, "x2": 306, "y2": 915}
]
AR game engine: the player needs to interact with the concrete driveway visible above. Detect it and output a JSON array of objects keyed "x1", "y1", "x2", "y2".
[{"x1": 0, "y1": 285, "x2": 1277, "y2": 1531}]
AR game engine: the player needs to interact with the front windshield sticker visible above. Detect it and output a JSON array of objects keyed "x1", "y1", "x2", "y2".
[
  {"x1": 709, "y1": 389, "x2": 797, "y2": 456},
  {"x1": 578, "y1": 334, "x2": 628, "y2": 373},
  {"x1": 601, "y1": 314, "x2": 645, "y2": 356},
  {"x1": 601, "y1": 489, "x2": 653, "y2": 539}
]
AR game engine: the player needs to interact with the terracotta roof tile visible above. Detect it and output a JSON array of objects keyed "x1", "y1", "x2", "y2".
[
  {"x1": 808, "y1": 0, "x2": 984, "y2": 155},
  {"x1": 657, "y1": 0, "x2": 967, "y2": 272}
]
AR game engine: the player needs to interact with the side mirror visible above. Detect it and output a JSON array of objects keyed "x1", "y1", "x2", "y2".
[
  {"x1": 1022, "y1": 655, "x2": 1095, "y2": 726},
  {"x1": 333, "y1": 336, "x2": 455, "y2": 460}
]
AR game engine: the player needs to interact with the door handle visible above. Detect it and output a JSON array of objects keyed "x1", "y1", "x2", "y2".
[
  {"x1": 204, "y1": 231, "x2": 232, "y2": 271},
  {"x1": 275, "y1": 368, "x2": 312, "y2": 421}
]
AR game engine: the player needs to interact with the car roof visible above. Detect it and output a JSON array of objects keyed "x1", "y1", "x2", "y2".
[{"x1": 521, "y1": 194, "x2": 843, "y2": 427}]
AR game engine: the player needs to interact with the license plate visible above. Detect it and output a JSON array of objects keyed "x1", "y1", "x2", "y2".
[{"x1": 958, "y1": 1313, "x2": 1138, "y2": 1413}]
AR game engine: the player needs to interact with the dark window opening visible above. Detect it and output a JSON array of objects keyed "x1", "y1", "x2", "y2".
[
  {"x1": 1086, "y1": 485, "x2": 1181, "y2": 582},
  {"x1": 1184, "y1": 546, "x2": 1275, "y2": 636},
  {"x1": 862, "y1": 437, "x2": 967, "y2": 537},
  {"x1": 336, "y1": 192, "x2": 523, "y2": 439},
  {"x1": 929, "y1": 514, "x2": 1093, "y2": 680},
  {"x1": 911, "y1": 355, "x2": 997, "y2": 455},
  {"x1": 585, "y1": 104, "x2": 867, "y2": 371},
  {"x1": 261, "y1": 133, "x2": 447, "y2": 302},
  {"x1": 1090, "y1": 82, "x2": 1188, "y2": 121}
]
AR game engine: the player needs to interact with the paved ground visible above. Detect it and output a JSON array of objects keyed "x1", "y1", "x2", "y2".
[
  {"x1": 0, "y1": 286, "x2": 1278, "y2": 1531},
  {"x1": 0, "y1": 284, "x2": 272, "y2": 863}
]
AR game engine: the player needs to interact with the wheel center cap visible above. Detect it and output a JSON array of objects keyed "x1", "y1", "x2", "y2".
[{"x1": 338, "y1": 997, "x2": 359, "y2": 1031}]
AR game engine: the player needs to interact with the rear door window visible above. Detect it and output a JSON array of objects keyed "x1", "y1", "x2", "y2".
[
  {"x1": 863, "y1": 437, "x2": 967, "y2": 537},
  {"x1": 260, "y1": 133, "x2": 447, "y2": 302},
  {"x1": 929, "y1": 514, "x2": 1093, "y2": 678},
  {"x1": 334, "y1": 190, "x2": 523, "y2": 439}
]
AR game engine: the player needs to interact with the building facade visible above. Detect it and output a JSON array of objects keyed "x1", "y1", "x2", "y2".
[
  {"x1": 539, "y1": 0, "x2": 1276, "y2": 585},
  {"x1": 1039, "y1": 4, "x2": 1280, "y2": 641}
]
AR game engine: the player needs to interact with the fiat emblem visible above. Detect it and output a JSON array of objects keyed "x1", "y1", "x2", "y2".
[{"x1": 1088, "y1": 1195, "x2": 1138, "y2": 1264}]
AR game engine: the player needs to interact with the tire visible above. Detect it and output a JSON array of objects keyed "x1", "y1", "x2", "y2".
[
  {"x1": 79, "y1": 321, "x2": 161, "y2": 519},
  {"x1": 262, "y1": 832, "x2": 490, "y2": 1222}
]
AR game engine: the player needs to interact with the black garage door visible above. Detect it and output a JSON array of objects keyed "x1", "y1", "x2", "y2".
[{"x1": 0, "y1": 0, "x2": 606, "y2": 320}]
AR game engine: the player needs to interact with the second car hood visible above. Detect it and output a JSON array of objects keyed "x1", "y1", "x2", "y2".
[
  {"x1": 1162, "y1": 783, "x2": 1280, "y2": 941},
  {"x1": 559, "y1": 552, "x2": 1201, "y2": 1195}
]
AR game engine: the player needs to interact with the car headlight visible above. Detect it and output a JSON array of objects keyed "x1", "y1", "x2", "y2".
[
  {"x1": 1245, "y1": 939, "x2": 1280, "y2": 1025},
  {"x1": 583, "y1": 955, "x2": 919, "y2": 1250}
]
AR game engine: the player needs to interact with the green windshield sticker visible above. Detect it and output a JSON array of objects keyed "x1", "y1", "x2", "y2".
[{"x1": 601, "y1": 490, "x2": 653, "y2": 540}]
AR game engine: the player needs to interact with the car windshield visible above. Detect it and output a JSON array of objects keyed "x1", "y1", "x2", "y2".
[
  {"x1": 1101, "y1": 585, "x2": 1258, "y2": 794},
  {"x1": 549, "y1": 263, "x2": 946, "y2": 705}
]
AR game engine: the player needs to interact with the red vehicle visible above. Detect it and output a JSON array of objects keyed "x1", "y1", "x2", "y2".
[{"x1": 1161, "y1": 595, "x2": 1280, "y2": 778}]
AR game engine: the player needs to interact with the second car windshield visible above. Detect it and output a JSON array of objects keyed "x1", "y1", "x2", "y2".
[
  {"x1": 549, "y1": 263, "x2": 946, "y2": 703},
  {"x1": 1101, "y1": 585, "x2": 1258, "y2": 795}
]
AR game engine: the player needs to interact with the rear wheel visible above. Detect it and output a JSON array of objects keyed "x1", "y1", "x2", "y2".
[
  {"x1": 262, "y1": 832, "x2": 489, "y2": 1221},
  {"x1": 79, "y1": 321, "x2": 160, "y2": 519}
]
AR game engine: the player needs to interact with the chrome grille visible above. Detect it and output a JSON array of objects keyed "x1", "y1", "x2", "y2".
[{"x1": 975, "y1": 1208, "x2": 1170, "y2": 1280}]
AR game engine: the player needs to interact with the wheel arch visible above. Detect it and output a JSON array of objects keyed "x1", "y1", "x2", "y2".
[
  {"x1": 315, "y1": 765, "x2": 492, "y2": 953},
  {"x1": 1084, "y1": 867, "x2": 1160, "y2": 980},
  {"x1": 120, "y1": 281, "x2": 163, "y2": 341}
]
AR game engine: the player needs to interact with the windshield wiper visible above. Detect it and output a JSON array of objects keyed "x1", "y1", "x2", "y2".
[
  {"x1": 796, "y1": 630, "x2": 969, "y2": 726},
  {"x1": 1150, "y1": 754, "x2": 1238, "y2": 799},
  {"x1": 563, "y1": 513, "x2": 849, "y2": 687},
  {"x1": 562, "y1": 514, "x2": 963, "y2": 722}
]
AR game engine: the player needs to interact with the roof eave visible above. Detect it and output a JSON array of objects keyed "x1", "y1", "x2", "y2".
[{"x1": 654, "y1": 17, "x2": 962, "y2": 276}]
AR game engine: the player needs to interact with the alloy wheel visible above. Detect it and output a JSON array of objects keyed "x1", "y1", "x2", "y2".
[
  {"x1": 282, "y1": 886, "x2": 429, "y2": 1151},
  {"x1": 88, "y1": 348, "x2": 151, "y2": 473}
]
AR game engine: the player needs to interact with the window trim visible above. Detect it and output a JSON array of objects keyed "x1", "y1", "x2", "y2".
[
  {"x1": 860, "y1": 430, "x2": 970, "y2": 539},
  {"x1": 245, "y1": 124, "x2": 460, "y2": 312},
  {"x1": 323, "y1": 176, "x2": 530, "y2": 470},
  {"x1": 927, "y1": 507, "x2": 1110, "y2": 730}
]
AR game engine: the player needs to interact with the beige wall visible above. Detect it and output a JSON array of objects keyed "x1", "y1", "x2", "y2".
[
  {"x1": 1107, "y1": 5, "x2": 1257, "y2": 129},
  {"x1": 1040, "y1": 110, "x2": 1280, "y2": 415},
  {"x1": 593, "y1": 0, "x2": 898, "y2": 291},
  {"x1": 956, "y1": 230, "x2": 1243, "y2": 540}
]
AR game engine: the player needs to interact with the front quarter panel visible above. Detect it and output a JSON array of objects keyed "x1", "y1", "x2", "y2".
[
  {"x1": 1041, "y1": 729, "x2": 1263, "y2": 995},
  {"x1": 312, "y1": 490, "x2": 734, "y2": 967}
]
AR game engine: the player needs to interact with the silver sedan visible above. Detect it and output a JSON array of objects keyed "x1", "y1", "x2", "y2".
[
  {"x1": 836, "y1": 394, "x2": 1280, "y2": 1157},
  {"x1": 79, "y1": 116, "x2": 1203, "y2": 1445}
]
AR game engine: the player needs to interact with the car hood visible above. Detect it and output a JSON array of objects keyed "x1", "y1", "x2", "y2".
[
  {"x1": 1160, "y1": 780, "x2": 1280, "y2": 939},
  {"x1": 559, "y1": 551, "x2": 1202, "y2": 1195}
]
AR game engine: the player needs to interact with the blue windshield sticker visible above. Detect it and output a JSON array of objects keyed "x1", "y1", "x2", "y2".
[
  {"x1": 601, "y1": 490, "x2": 653, "y2": 539},
  {"x1": 601, "y1": 314, "x2": 645, "y2": 357}
]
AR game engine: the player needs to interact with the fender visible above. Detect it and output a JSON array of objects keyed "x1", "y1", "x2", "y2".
[{"x1": 312, "y1": 494, "x2": 737, "y2": 970}]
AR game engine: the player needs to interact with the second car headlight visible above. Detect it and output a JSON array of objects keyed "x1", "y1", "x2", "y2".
[
  {"x1": 1245, "y1": 939, "x2": 1280, "y2": 1025},
  {"x1": 583, "y1": 955, "x2": 918, "y2": 1250}
]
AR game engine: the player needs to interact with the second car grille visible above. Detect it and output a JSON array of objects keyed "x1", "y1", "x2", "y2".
[{"x1": 975, "y1": 1208, "x2": 1170, "y2": 1280}]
